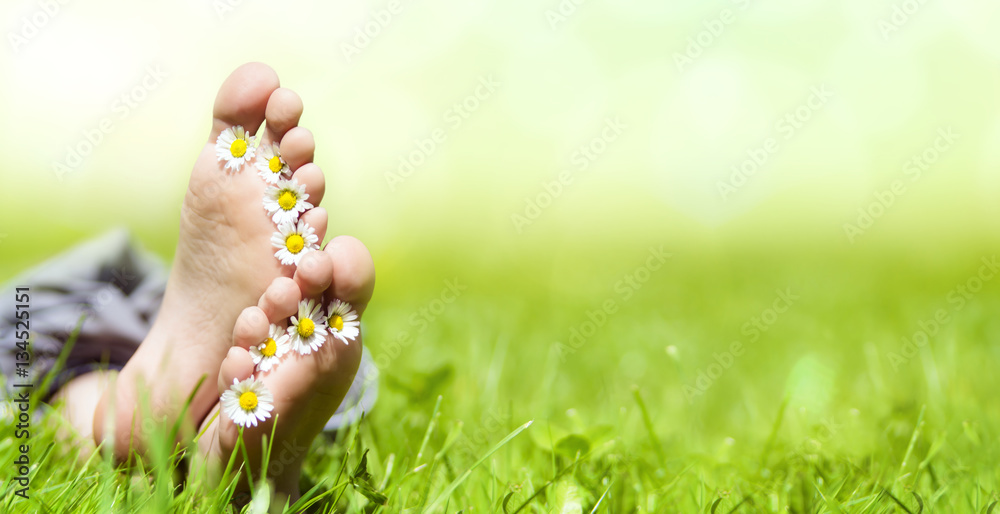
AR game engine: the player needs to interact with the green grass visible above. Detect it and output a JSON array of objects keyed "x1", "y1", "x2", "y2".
[{"x1": 3, "y1": 235, "x2": 1000, "y2": 512}]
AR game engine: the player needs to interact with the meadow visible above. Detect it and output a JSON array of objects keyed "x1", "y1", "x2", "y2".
[
  {"x1": 3, "y1": 2, "x2": 1000, "y2": 511},
  {"x1": 2, "y1": 225, "x2": 999, "y2": 513}
]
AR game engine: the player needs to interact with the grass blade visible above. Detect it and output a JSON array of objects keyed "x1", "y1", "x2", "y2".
[{"x1": 424, "y1": 420, "x2": 533, "y2": 513}]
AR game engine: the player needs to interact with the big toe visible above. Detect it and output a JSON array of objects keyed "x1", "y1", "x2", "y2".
[{"x1": 210, "y1": 62, "x2": 280, "y2": 141}]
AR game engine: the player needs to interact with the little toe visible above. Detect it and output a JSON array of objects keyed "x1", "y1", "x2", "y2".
[
  {"x1": 217, "y1": 347, "x2": 255, "y2": 397},
  {"x1": 299, "y1": 206, "x2": 328, "y2": 246},
  {"x1": 324, "y1": 236, "x2": 377, "y2": 317}
]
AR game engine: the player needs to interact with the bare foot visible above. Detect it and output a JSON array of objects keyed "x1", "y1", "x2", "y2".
[
  {"x1": 195, "y1": 238, "x2": 375, "y2": 501},
  {"x1": 94, "y1": 63, "x2": 329, "y2": 459}
]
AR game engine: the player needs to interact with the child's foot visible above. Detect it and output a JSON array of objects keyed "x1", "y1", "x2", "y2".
[
  {"x1": 95, "y1": 63, "x2": 329, "y2": 458},
  {"x1": 195, "y1": 237, "x2": 375, "y2": 501}
]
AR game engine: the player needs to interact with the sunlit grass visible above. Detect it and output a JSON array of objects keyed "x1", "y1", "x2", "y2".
[{"x1": 2, "y1": 233, "x2": 1000, "y2": 512}]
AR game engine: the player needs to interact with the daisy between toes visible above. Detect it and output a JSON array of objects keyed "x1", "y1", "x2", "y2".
[
  {"x1": 216, "y1": 125, "x2": 256, "y2": 172},
  {"x1": 264, "y1": 179, "x2": 313, "y2": 225},
  {"x1": 256, "y1": 142, "x2": 291, "y2": 184},
  {"x1": 271, "y1": 220, "x2": 320, "y2": 266},
  {"x1": 250, "y1": 324, "x2": 292, "y2": 373},
  {"x1": 327, "y1": 299, "x2": 360, "y2": 345},
  {"x1": 222, "y1": 377, "x2": 274, "y2": 428},
  {"x1": 288, "y1": 299, "x2": 328, "y2": 355}
]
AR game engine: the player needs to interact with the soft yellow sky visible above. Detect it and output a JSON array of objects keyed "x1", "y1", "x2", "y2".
[{"x1": 2, "y1": 0, "x2": 1000, "y2": 259}]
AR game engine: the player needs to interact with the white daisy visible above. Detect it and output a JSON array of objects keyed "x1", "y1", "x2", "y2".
[
  {"x1": 220, "y1": 377, "x2": 274, "y2": 428},
  {"x1": 288, "y1": 299, "x2": 328, "y2": 355},
  {"x1": 326, "y1": 299, "x2": 360, "y2": 345},
  {"x1": 256, "y1": 142, "x2": 290, "y2": 184},
  {"x1": 250, "y1": 324, "x2": 292, "y2": 372},
  {"x1": 270, "y1": 219, "x2": 320, "y2": 266},
  {"x1": 215, "y1": 125, "x2": 256, "y2": 172},
  {"x1": 263, "y1": 179, "x2": 313, "y2": 225}
]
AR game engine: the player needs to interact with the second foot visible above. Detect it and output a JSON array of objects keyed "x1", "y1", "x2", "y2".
[{"x1": 195, "y1": 236, "x2": 375, "y2": 500}]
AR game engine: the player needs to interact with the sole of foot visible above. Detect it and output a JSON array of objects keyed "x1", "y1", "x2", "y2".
[{"x1": 94, "y1": 62, "x2": 330, "y2": 460}]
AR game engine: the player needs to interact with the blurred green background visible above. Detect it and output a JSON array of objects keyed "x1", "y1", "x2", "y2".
[
  {"x1": 2, "y1": 0, "x2": 999, "y2": 258},
  {"x1": 3, "y1": 1, "x2": 1000, "y2": 505}
]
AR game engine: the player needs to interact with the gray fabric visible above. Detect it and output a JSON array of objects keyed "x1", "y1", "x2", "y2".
[{"x1": 0, "y1": 228, "x2": 376, "y2": 430}]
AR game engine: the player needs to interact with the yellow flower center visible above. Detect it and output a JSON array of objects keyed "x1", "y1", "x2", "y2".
[
  {"x1": 285, "y1": 234, "x2": 305, "y2": 254},
  {"x1": 269, "y1": 155, "x2": 283, "y2": 173},
  {"x1": 261, "y1": 338, "x2": 277, "y2": 357},
  {"x1": 239, "y1": 391, "x2": 258, "y2": 411},
  {"x1": 278, "y1": 191, "x2": 297, "y2": 210},
  {"x1": 230, "y1": 139, "x2": 248, "y2": 158},
  {"x1": 330, "y1": 314, "x2": 344, "y2": 331},
  {"x1": 297, "y1": 318, "x2": 315, "y2": 338}
]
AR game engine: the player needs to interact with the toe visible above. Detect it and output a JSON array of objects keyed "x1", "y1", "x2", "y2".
[
  {"x1": 263, "y1": 88, "x2": 303, "y2": 145},
  {"x1": 280, "y1": 127, "x2": 315, "y2": 170},
  {"x1": 324, "y1": 236, "x2": 376, "y2": 317},
  {"x1": 300, "y1": 206, "x2": 328, "y2": 244},
  {"x1": 217, "y1": 347, "x2": 255, "y2": 396},
  {"x1": 211, "y1": 62, "x2": 280, "y2": 141},
  {"x1": 257, "y1": 277, "x2": 302, "y2": 322},
  {"x1": 233, "y1": 306, "x2": 270, "y2": 351},
  {"x1": 293, "y1": 247, "x2": 333, "y2": 300},
  {"x1": 291, "y1": 163, "x2": 326, "y2": 206}
]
